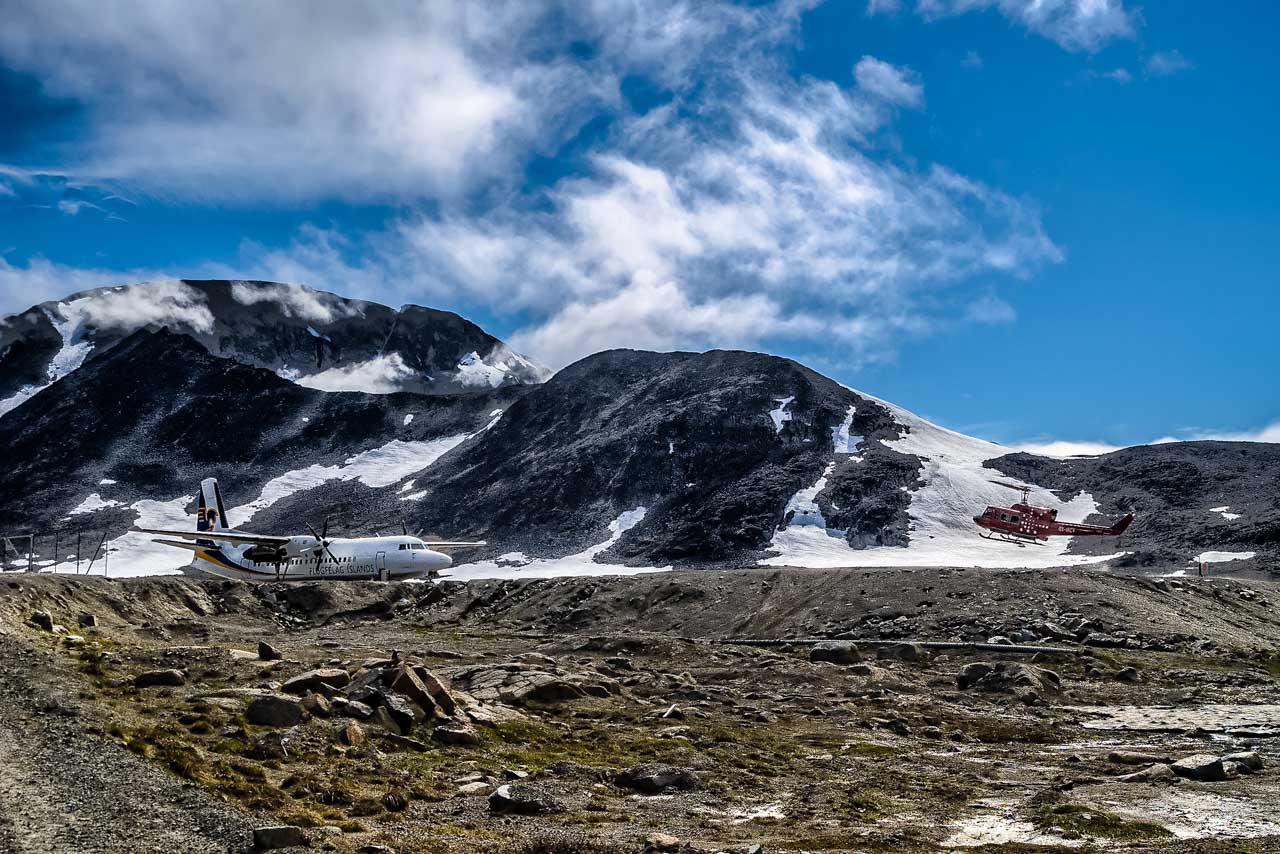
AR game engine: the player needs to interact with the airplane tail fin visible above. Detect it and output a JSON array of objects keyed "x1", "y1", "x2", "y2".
[
  {"x1": 1109, "y1": 513, "x2": 1134, "y2": 535},
  {"x1": 197, "y1": 478, "x2": 230, "y2": 533}
]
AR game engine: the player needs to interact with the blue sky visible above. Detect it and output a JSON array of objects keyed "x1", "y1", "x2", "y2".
[{"x1": 1, "y1": 0, "x2": 1276, "y2": 451}]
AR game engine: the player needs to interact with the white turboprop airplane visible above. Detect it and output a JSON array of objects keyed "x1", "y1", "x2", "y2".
[{"x1": 136, "y1": 478, "x2": 482, "y2": 582}]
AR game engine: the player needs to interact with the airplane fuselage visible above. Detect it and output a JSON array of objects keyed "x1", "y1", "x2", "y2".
[{"x1": 191, "y1": 534, "x2": 451, "y2": 582}]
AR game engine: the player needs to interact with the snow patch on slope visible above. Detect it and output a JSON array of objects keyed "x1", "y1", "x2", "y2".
[
  {"x1": 48, "y1": 495, "x2": 194, "y2": 577},
  {"x1": 0, "y1": 302, "x2": 96, "y2": 417},
  {"x1": 226, "y1": 434, "x2": 470, "y2": 527},
  {"x1": 764, "y1": 393, "x2": 1125, "y2": 569},
  {"x1": 1209, "y1": 506, "x2": 1241, "y2": 521},
  {"x1": 64, "y1": 493, "x2": 123, "y2": 518},
  {"x1": 768, "y1": 396, "x2": 794, "y2": 433},
  {"x1": 449, "y1": 507, "x2": 671, "y2": 581},
  {"x1": 1195, "y1": 550, "x2": 1256, "y2": 564}
]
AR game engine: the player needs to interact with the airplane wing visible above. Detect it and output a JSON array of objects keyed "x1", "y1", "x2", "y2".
[
  {"x1": 151, "y1": 538, "x2": 206, "y2": 552},
  {"x1": 424, "y1": 541, "x2": 487, "y2": 548},
  {"x1": 133, "y1": 527, "x2": 291, "y2": 546}
]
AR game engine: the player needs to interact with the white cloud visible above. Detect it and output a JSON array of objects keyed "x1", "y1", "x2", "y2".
[
  {"x1": 1101, "y1": 68, "x2": 1132, "y2": 84},
  {"x1": 0, "y1": 256, "x2": 158, "y2": 315},
  {"x1": 1014, "y1": 439, "x2": 1123, "y2": 457},
  {"x1": 1014, "y1": 421, "x2": 1280, "y2": 457},
  {"x1": 854, "y1": 56, "x2": 924, "y2": 107},
  {"x1": 965, "y1": 294, "x2": 1016, "y2": 324},
  {"x1": 1145, "y1": 50, "x2": 1193, "y2": 77},
  {"x1": 916, "y1": 1, "x2": 1136, "y2": 52},
  {"x1": 63, "y1": 279, "x2": 216, "y2": 334},
  {"x1": 295, "y1": 353, "x2": 417, "y2": 394},
  {"x1": 866, "y1": 0, "x2": 902, "y2": 14},
  {"x1": 1, "y1": 1, "x2": 1062, "y2": 378},
  {"x1": 230, "y1": 280, "x2": 361, "y2": 324},
  {"x1": 961, "y1": 50, "x2": 983, "y2": 68},
  {"x1": 0, "y1": 0, "x2": 771, "y2": 203}
]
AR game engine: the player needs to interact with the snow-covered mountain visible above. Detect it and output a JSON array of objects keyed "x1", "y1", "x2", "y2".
[
  {"x1": 0, "y1": 283, "x2": 1274, "y2": 578},
  {"x1": 0, "y1": 279, "x2": 548, "y2": 416}
]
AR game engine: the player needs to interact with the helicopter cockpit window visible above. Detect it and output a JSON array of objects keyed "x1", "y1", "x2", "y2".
[{"x1": 1000, "y1": 513, "x2": 1009, "y2": 522}]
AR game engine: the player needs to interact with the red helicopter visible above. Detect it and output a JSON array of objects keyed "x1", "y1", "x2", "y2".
[{"x1": 973, "y1": 480, "x2": 1133, "y2": 546}]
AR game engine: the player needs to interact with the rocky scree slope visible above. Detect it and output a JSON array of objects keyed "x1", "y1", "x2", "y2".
[
  {"x1": 0, "y1": 279, "x2": 547, "y2": 413},
  {"x1": 0, "y1": 328, "x2": 521, "y2": 539},
  {"x1": 989, "y1": 443, "x2": 1280, "y2": 568},
  {"x1": 259, "y1": 348, "x2": 924, "y2": 565}
]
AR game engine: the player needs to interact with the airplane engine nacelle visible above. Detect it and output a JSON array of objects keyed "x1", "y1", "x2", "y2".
[{"x1": 244, "y1": 544, "x2": 289, "y2": 564}]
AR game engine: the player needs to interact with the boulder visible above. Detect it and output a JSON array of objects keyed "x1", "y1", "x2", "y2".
[
  {"x1": 956, "y1": 663, "x2": 993, "y2": 689},
  {"x1": 257, "y1": 641, "x2": 283, "y2": 661},
  {"x1": 414, "y1": 668, "x2": 458, "y2": 715},
  {"x1": 77, "y1": 613, "x2": 98, "y2": 629},
  {"x1": 956, "y1": 662, "x2": 1060, "y2": 695},
  {"x1": 331, "y1": 698, "x2": 373, "y2": 720},
  {"x1": 488, "y1": 784, "x2": 560, "y2": 814},
  {"x1": 335, "y1": 720, "x2": 365, "y2": 747},
  {"x1": 283, "y1": 667, "x2": 351, "y2": 694},
  {"x1": 381, "y1": 790, "x2": 409, "y2": 812},
  {"x1": 389, "y1": 665, "x2": 440, "y2": 718},
  {"x1": 1171, "y1": 753, "x2": 1229, "y2": 782},
  {"x1": 810, "y1": 642, "x2": 860, "y2": 665},
  {"x1": 1223, "y1": 751, "x2": 1263, "y2": 773},
  {"x1": 369, "y1": 705, "x2": 403, "y2": 735},
  {"x1": 877, "y1": 642, "x2": 927, "y2": 662},
  {"x1": 459, "y1": 781, "x2": 492, "y2": 796},
  {"x1": 1108, "y1": 750, "x2": 1169, "y2": 766},
  {"x1": 301, "y1": 693, "x2": 331, "y2": 717},
  {"x1": 135, "y1": 669, "x2": 186, "y2": 688},
  {"x1": 432, "y1": 723, "x2": 480, "y2": 746},
  {"x1": 1116, "y1": 763, "x2": 1178, "y2": 783},
  {"x1": 1114, "y1": 666, "x2": 1141, "y2": 683},
  {"x1": 30, "y1": 611, "x2": 54, "y2": 632},
  {"x1": 644, "y1": 833, "x2": 681, "y2": 852},
  {"x1": 381, "y1": 691, "x2": 424, "y2": 732},
  {"x1": 246, "y1": 693, "x2": 308, "y2": 727},
  {"x1": 1084, "y1": 632, "x2": 1128, "y2": 648},
  {"x1": 253, "y1": 825, "x2": 305, "y2": 850},
  {"x1": 614, "y1": 763, "x2": 700, "y2": 795}
]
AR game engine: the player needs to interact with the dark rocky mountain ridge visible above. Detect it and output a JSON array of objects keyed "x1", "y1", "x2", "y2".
[
  {"x1": 0, "y1": 279, "x2": 547, "y2": 415},
  {"x1": 0, "y1": 288, "x2": 1276, "y2": 576}
]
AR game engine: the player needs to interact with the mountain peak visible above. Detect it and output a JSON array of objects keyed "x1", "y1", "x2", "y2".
[{"x1": 0, "y1": 279, "x2": 548, "y2": 417}]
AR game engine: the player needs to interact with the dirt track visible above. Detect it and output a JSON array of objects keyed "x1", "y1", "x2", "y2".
[{"x1": 0, "y1": 632, "x2": 252, "y2": 853}]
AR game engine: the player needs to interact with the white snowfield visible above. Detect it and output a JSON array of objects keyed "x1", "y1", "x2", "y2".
[
  {"x1": 51, "y1": 433, "x2": 473, "y2": 578},
  {"x1": 763, "y1": 393, "x2": 1125, "y2": 569},
  {"x1": 446, "y1": 507, "x2": 671, "y2": 582},
  {"x1": 0, "y1": 301, "x2": 95, "y2": 417},
  {"x1": 1209, "y1": 505, "x2": 1241, "y2": 521},
  {"x1": 1195, "y1": 551, "x2": 1257, "y2": 564}
]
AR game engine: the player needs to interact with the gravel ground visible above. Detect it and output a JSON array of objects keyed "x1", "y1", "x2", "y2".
[{"x1": 0, "y1": 632, "x2": 254, "y2": 853}]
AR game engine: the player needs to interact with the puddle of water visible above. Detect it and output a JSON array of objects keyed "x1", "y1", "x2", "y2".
[{"x1": 1070, "y1": 704, "x2": 1280, "y2": 736}]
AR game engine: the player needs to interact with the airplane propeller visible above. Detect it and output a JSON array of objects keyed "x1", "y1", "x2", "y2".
[
  {"x1": 306, "y1": 519, "x2": 340, "y2": 563},
  {"x1": 400, "y1": 519, "x2": 424, "y2": 538}
]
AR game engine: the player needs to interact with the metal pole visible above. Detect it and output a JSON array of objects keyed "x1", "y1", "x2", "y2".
[
  {"x1": 76, "y1": 531, "x2": 81, "y2": 575},
  {"x1": 27, "y1": 534, "x2": 33, "y2": 574},
  {"x1": 53, "y1": 533, "x2": 59, "y2": 574},
  {"x1": 85, "y1": 533, "x2": 107, "y2": 575}
]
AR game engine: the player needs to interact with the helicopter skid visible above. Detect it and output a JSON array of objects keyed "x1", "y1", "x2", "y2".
[{"x1": 978, "y1": 530, "x2": 1046, "y2": 547}]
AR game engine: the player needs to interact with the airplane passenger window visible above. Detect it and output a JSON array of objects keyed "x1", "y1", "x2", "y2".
[
  {"x1": 1000, "y1": 513, "x2": 1008, "y2": 522},
  {"x1": 1012, "y1": 515, "x2": 1020, "y2": 523}
]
